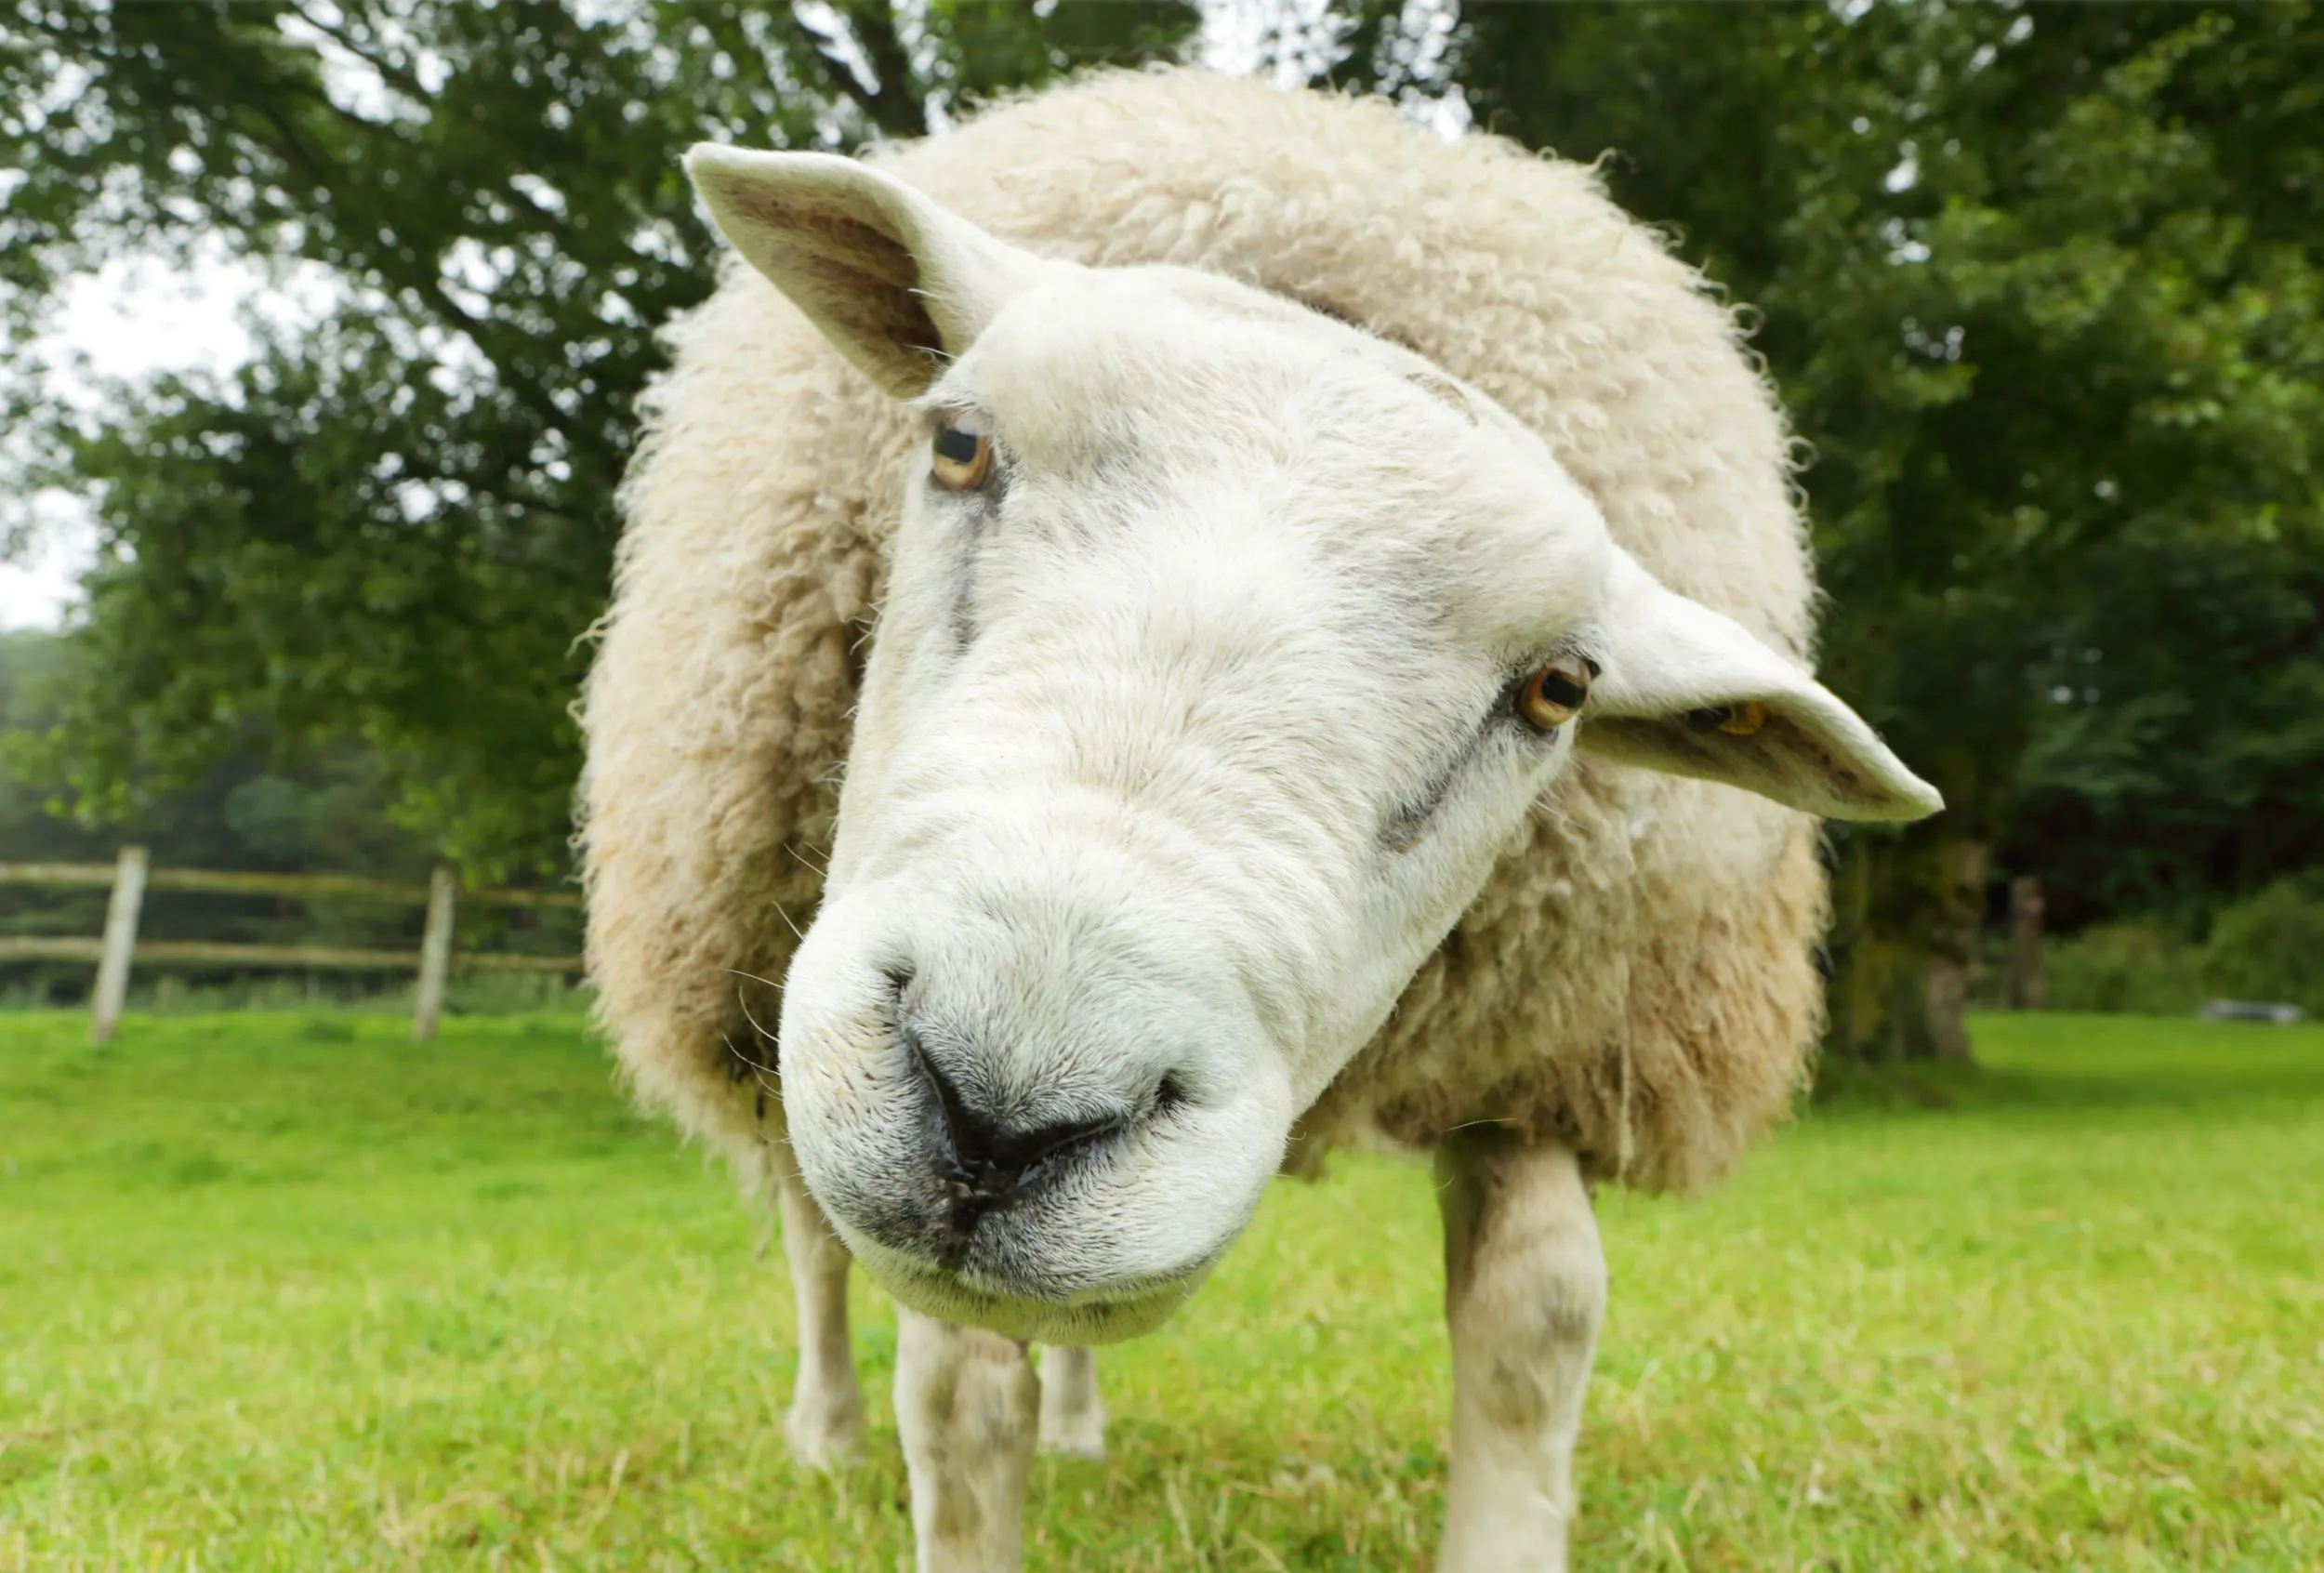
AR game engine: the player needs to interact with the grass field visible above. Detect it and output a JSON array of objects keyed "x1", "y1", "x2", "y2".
[{"x1": 2, "y1": 1010, "x2": 2318, "y2": 1570}]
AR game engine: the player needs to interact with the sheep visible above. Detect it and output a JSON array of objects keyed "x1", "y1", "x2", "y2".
[{"x1": 580, "y1": 68, "x2": 1939, "y2": 1572}]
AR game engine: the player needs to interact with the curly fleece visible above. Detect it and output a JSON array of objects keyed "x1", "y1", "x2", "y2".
[{"x1": 581, "y1": 69, "x2": 1827, "y2": 1196}]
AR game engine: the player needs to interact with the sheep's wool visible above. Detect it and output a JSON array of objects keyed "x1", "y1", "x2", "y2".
[{"x1": 582, "y1": 69, "x2": 1827, "y2": 1196}]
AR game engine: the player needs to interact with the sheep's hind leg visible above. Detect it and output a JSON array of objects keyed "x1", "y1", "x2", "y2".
[
  {"x1": 895, "y1": 1311, "x2": 1040, "y2": 1573},
  {"x1": 766, "y1": 1142, "x2": 865, "y2": 1467},
  {"x1": 1433, "y1": 1130, "x2": 1606, "y2": 1573},
  {"x1": 1036, "y1": 1344, "x2": 1105, "y2": 1459}
]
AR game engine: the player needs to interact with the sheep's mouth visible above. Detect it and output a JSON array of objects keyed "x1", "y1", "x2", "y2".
[{"x1": 844, "y1": 1232, "x2": 1217, "y2": 1345}]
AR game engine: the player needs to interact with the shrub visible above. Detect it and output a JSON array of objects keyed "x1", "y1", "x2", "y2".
[
  {"x1": 2202, "y1": 877, "x2": 2324, "y2": 1014},
  {"x1": 2044, "y1": 921, "x2": 2206, "y2": 1016}
]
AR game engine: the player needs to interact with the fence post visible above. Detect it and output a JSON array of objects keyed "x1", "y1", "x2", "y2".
[
  {"x1": 89, "y1": 844, "x2": 150, "y2": 1046},
  {"x1": 412, "y1": 866, "x2": 457, "y2": 1041}
]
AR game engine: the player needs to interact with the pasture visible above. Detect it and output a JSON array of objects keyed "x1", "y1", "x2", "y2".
[{"x1": 1, "y1": 1011, "x2": 2317, "y2": 1570}]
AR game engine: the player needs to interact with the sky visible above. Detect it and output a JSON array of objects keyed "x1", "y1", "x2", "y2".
[{"x1": 1, "y1": 247, "x2": 278, "y2": 630}]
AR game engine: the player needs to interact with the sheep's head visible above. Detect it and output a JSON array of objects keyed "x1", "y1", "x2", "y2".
[{"x1": 686, "y1": 146, "x2": 1941, "y2": 1343}]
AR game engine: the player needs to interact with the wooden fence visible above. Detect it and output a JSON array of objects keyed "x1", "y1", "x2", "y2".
[{"x1": 0, "y1": 848, "x2": 583, "y2": 1044}]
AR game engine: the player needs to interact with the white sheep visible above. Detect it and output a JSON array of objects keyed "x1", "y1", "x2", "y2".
[{"x1": 582, "y1": 69, "x2": 1938, "y2": 1572}]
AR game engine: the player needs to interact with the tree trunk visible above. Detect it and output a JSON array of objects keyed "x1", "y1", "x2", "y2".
[
  {"x1": 1822, "y1": 829, "x2": 1989, "y2": 1064},
  {"x1": 2007, "y1": 875, "x2": 2045, "y2": 1011},
  {"x1": 1921, "y1": 839, "x2": 1988, "y2": 1061}
]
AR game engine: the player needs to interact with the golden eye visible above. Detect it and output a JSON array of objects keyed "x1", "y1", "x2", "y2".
[
  {"x1": 1518, "y1": 655, "x2": 1591, "y2": 731},
  {"x1": 931, "y1": 421, "x2": 992, "y2": 491}
]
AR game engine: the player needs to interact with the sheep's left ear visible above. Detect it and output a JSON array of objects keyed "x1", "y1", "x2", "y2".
[
  {"x1": 684, "y1": 144, "x2": 1042, "y2": 398},
  {"x1": 1576, "y1": 552, "x2": 1943, "y2": 823}
]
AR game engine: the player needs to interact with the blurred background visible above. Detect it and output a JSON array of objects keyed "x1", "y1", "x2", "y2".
[{"x1": 3, "y1": 0, "x2": 2319, "y2": 1048}]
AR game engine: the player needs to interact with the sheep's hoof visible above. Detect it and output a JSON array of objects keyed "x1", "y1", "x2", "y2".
[
  {"x1": 1036, "y1": 1345, "x2": 1105, "y2": 1460},
  {"x1": 1036, "y1": 1408, "x2": 1106, "y2": 1461},
  {"x1": 785, "y1": 1391, "x2": 865, "y2": 1470}
]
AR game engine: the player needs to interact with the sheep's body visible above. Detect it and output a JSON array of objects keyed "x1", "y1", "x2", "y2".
[{"x1": 585, "y1": 69, "x2": 1824, "y2": 1199}]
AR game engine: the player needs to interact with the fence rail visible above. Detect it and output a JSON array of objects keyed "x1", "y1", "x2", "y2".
[
  {"x1": 1, "y1": 849, "x2": 584, "y2": 1043},
  {"x1": 0, "y1": 861, "x2": 581, "y2": 907},
  {"x1": 0, "y1": 937, "x2": 580, "y2": 972}
]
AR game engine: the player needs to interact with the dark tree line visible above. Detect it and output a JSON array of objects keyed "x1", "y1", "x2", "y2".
[{"x1": 4, "y1": 1, "x2": 2318, "y2": 1055}]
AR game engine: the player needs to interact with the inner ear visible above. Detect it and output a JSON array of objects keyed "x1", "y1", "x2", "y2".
[
  {"x1": 720, "y1": 186, "x2": 942, "y2": 369},
  {"x1": 1575, "y1": 549, "x2": 1943, "y2": 824},
  {"x1": 1582, "y1": 707, "x2": 1933, "y2": 823},
  {"x1": 685, "y1": 146, "x2": 1040, "y2": 399}
]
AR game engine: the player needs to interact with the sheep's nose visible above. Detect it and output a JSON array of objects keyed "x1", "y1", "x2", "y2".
[{"x1": 903, "y1": 1024, "x2": 1129, "y2": 1236}]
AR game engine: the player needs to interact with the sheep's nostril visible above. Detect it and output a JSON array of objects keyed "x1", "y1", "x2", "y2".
[
  {"x1": 903, "y1": 1022, "x2": 984, "y2": 1165},
  {"x1": 1002, "y1": 1108, "x2": 1127, "y2": 1172},
  {"x1": 1152, "y1": 1072, "x2": 1192, "y2": 1121},
  {"x1": 901, "y1": 1021, "x2": 1129, "y2": 1213}
]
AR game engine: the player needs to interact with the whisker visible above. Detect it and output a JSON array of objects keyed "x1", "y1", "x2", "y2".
[
  {"x1": 720, "y1": 1031, "x2": 781, "y2": 1099},
  {"x1": 734, "y1": 986, "x2": 778, "y2": 1048},
  {"x1": 725, "y1": 966, "x2": 788, "y2": 998}
]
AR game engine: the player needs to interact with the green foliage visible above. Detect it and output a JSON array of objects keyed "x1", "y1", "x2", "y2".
[
  {"x1": 0, "y1": 632, "x2": 434, "y2": 892},
  {"x1": 0, "y1": 628, "x2": 582, "y2": 1004},
  {"x1": 0, "y1": 0, "x2": 1199, "y2": 877},
  {"x1": 2015, "y1": 511, "x2": 2324, "y2": 925},
  {"x1": 4, "y1": 1010, "x2": 2319, "y2": 1566},
  {"x1": 219, "y1": 773, "x2": 320, "y2": 863},
  {"x1": 2044, "y1": 920, "x2": 2207, "y2": 1017},
  {"x1": 2041, "y1": 879, "x2": 2324, "y2": 1018},
  {"x1": 2202, "y1": 876, "x2": 2324, "y2": 1014},
  {"x1": 1462, "y1": 3, "x2": 2324, "y2": 1054}
]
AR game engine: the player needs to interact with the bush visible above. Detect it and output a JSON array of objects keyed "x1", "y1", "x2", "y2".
[
  {"x1": 2044, "y1": 921, "x2": 2206, "y2": 1016},
  {"x1": 2202, "y1": 877, "x2": 2324, "y2": 1014},
  {"x1": 2045, "y1": 879, "x2": 2324, "y2": 1018}
]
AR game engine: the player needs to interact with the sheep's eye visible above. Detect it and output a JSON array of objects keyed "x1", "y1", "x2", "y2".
[
  {"x1": 1518, "y1": 656, "x2": 1591, "y2": 731},
  {"x1": 931, "y1": 422, "x2": 992, "y2": 491}
]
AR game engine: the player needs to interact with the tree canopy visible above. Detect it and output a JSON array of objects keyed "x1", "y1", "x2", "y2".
[
  {"x1": 2, "y1": 0, "x2": 1200, "y2": 872},
  {"x1": 1460, "y1": 1, "x2": 2323, "y2": 1051}
]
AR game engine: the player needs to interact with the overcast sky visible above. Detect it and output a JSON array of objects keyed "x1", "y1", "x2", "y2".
[{"x1": 2, "y1": 248, "x2": 278, "y2": 630}]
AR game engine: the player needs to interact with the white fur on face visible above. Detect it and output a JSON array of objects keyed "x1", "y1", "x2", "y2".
[{"x1": 777, "y1": 264, "x2": 1627, "y2": 1342}]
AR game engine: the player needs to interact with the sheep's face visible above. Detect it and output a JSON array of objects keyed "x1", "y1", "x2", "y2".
[
  {"x1": 687, "y1": 148, "x2": 1940, "y2": 1343},
  {"x1": 786, "y1": 271, "x2": 1622, "y2": 1341}
]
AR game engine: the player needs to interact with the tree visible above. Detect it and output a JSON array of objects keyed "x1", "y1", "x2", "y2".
[
  {"x1": 1, "y1": 0, "x2": 1196, "y2": 877},
  {"x1": 1460, "y1": 0, "x2": 2324, "y2": 1058}
]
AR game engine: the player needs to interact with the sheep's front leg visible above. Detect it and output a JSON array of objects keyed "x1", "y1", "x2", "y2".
[
  {"x1": 767, "y1": 1142, "x2": 865, "y2": 1467},
  {"x1": 1433, "y1": 1130, "x2": 1606, "y2": 1573},
  {"x1": 894, "y1": 1311, "x2": 1040, "y2": 1573},
  {"x1": 1036, "y1": 1345, "x2": 1105, "y2": 1459}
]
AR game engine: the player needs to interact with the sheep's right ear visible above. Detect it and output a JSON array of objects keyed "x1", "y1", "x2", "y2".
[
  {"x1": 684, "y1": 146, "x2": 1041, "y2": 398},
  {"x1": 1577, "y1": 550, "x2": 1944, "y2": 823}
]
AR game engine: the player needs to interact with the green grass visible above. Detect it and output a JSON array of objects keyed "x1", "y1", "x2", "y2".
[{"x1": 2, "y1": 1011, "x2": 2318, "y2": 1570}]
